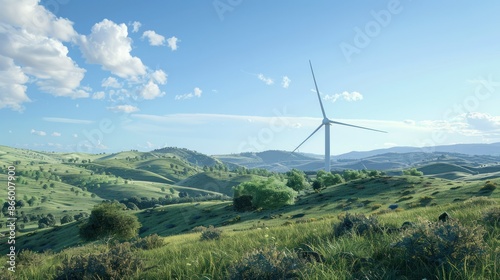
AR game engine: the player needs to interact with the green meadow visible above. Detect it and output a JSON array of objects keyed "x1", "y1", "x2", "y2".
[{"x1": 0, "y1": 145, "x2": 498, "y2": 279}]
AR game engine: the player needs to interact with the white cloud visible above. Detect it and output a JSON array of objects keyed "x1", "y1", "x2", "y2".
[
  {"x1": 102, "y1": 77, "x2": 122, "y2": 88},
  {"x1": 166, "y1": 36, "x2": 179, "y2": 51},
  {"x1": 151, "y1": 69, "x2": 167, "y2": 85},
  {"x1": 138, "y1": 80, "x2": 165, "y2": 100},
  {"x1": 465, "y1": 112, "x2": 500, "y2": 132},
  {"x1": 92, "y1": 91, "x2": 106, "y2": 100},
  {"x1": 131, "y1": 21, "x2": 141, "y2": 33},
  {"x1": 0, "y1": 0, "x2": 77, "y2": 42},
  {"x1": 0, "y1": 1, "x2": 87, "y2": 103},
  {"x1": 175, "y1": 87, "x2": 202, "y2": 100},
  {"x1": 0, "y1": 55, "x2": 30, "y2": 111},
  {"x1": 78, "y1": 19, "x2": 147, "y2": 80},
  {"x1": 107, "y1": 104, "x2": 139, "y2": 113},
  {"x1": 43, "y1": 117, "x2": 94, "y2": 124},
  {"x1": 258, "y1": 73, "x2": 274, "y2": 85},
  {"x1": 142, "y1": 30, "x2": 165, "y2": 46},
  {"x1": 51, "y1": 132, "x2": 61, "y2": 137},
  {"x1": 281, "y1": 76, "x2": 291, "y2": 89},
  {"x1": 31, "y1": 129, "x2": 46, "y2": 136},
  {"x1": 324, "y1": 91, "x2": 363, "y2": 102},
  {"x1": 73, "y1": 133, "x2": 78, "y2": 138}
]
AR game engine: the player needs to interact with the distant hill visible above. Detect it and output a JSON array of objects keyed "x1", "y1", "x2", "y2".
[
  {"x1": 334, "y1": 142, "x2": 500, "y2": 160},
  {"x1": 153, "y1": 147, "x2": 222, "y2": 167}
]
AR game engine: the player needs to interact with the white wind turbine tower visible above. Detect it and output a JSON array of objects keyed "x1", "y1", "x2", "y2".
[{"x1": 292, "y1": 61, "x2": 387, "y2": 171}]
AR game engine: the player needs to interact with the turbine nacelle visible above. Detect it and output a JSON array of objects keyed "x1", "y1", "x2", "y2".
[{"x1": 322, "y1": 118, "x2": 330, "y2": 125}]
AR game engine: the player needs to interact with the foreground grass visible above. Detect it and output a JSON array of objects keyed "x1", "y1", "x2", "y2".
[{"x1": 4, "y1": 197, "x2": 499, "y2": 280}]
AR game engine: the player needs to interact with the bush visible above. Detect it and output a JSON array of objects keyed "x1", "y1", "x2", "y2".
[
  {"x1": 333, "y1": 213, "x2": 382, "y2": 237},
  {"x1": 133, "y1": 234, "x2": 164, "y2": 250},
  {"x1": 394, "y1": 219, "x2": 486, "y2": 268},
  {"x1": 200, "y1": 225, "x2": 222, "y2": 241},
  {"x1": 233, "y1": 178, "x2": 297, "y2": 209},
  {"x1": 79, "y1": 202, "x2": 141, "y2": 241},
  {"x1": 480, "y1": 182, "x2": 497, "y2": 192},
  {"x1": 483, "y1": 207, "x2": 500, "y2": 227},
  {"x1": 55, "y1": 243, "x2": 143, "y2": 280},
  {"x1": 229, "y1": 246, "x2": 306, "y2": 280}
]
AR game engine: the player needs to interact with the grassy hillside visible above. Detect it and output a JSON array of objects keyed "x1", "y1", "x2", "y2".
[{"x1": 2, "y1": 183, "x2": 498, "y2": 279}]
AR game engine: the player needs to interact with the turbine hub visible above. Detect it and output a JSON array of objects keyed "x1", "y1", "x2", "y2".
[{"x1": 322, "y1": 118, "x2": 330, "y2": 125}]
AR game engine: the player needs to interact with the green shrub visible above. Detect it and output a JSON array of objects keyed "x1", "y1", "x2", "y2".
[
  {"x1": 18, "y1": 249, "x2": 47, "y2": 267},
  {"x1": 55, "y1": 243, "x2": 143, "y2": 280},
  {"x1": 480, "y1": 182, "x2": 497, "y2": 192},
  {"x1": 394, "y1": 219, "x2": 486, "y2": 268},
  {"x1": 333, "y1": 213, "x2": 382, "y2": 237},
  {"x1": 229, "y1": 246, "x2": 306, "y2": 280},
  {"x1": 79, "y1": 201, "x2": 141, "y2": 241},
  {"x1": 200, "y1": 225, "x2": 222, "y2": 241},
  {"x1": 483, "y1": 207, "x2": 500, "y2": 227},
  {"x1": 133, "y1": 234, "x2": 164, "y2": 250}
]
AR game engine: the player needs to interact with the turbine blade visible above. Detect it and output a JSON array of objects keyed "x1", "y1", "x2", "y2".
[
  {"x1": 329, "y1": 120, "x2": 387, "y2": 133},
  {"x1": 292, "y1": 123, "x2": 324, "y2": 153},
  {"x1": 309, "y1": 60, "x2": 327, "y2": 119}
]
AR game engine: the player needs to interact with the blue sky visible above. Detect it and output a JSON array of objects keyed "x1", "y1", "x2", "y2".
[{"x1": 1, "y1": 0, "x2": 500, "y2": 156}]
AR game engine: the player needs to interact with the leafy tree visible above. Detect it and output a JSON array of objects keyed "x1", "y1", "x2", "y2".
[
  {"x1": 342, "y1": 170, "x2": 364, "y2": 181},
  {"x1": 312, "y1": 180, "x2": 323, "y2": 192},
  {"x1": 285, "y1": 169, "x2": 309, "y2": 191},
  {"x1": 402, "y1": 168, "x2": 423, "y2": 176},
  {"x1": 79, "y1": 202, "x2": 141, "y2": 240},
  {"x1": 316, "y1": 171, "x2": 343, "y2": 187},
  {"x1": 60, "y1": 214, "x2": 74, "y2": 224},
  {"x1": 234, "y1": 178, "x2": 297, "y2": 209},
  {"x1": 38, "y1": 213, "x2": 56, "y2": 228}
]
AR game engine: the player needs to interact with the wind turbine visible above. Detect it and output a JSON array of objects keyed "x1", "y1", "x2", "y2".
[{"x1": 292, "y1": 61, "x2": 387, "y2": 171}]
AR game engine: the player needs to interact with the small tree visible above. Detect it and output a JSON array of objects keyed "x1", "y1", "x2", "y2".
[
  {"x1": 79, "y1": 202, "x2": 141, "y2": 240},
  {"x1": 402, "y1": 168, "x2": 423, "y2": 176},
  {"x1": 60, "y1": 214, "x2": 74, "y2": 224},
  {"x1": 285, "y1": 169, "x2": 309, "y2": 191}
]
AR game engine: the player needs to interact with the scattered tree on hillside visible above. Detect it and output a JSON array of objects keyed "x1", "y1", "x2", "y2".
[
  {"x1": 403, "y1": 168, "x2": 423, "y2": 176},
  {"x1": 60, "y1": 214, "x2": 74, "y2": 224},
  {"x1": 80, "y1": 202, "x2": 141, "y2": 241},
  {"x1": 38, "y1": 213, "x2": 56, "y2": 228},
  {"x1": 233, "y1": 178, "x2": 297, "y2": 210},
  {"x1": 285, "y1": 169, "x2": 309, "y2": 191}
]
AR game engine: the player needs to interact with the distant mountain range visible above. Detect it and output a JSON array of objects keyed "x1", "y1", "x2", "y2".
[{"x1": 214, "y1": 142, "x2": 500, "y2": 172}]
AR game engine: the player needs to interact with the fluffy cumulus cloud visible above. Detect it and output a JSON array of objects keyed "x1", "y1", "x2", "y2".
[
  {"x1": 464, "y1": 112, "x2": 500, "y2": 132},
  {"x1": 257, "y1": 73, "x2": 274, "y2": 85},
  {"x1": 107, "y1": 105, "x2": 139, "y2": 113},
  {"x1": 175, "y1": 87, "x2": 202, "y2": 100},
  {"x1": 151, "y1": 69, "x2": 167, "y2": 85},
  {"x1": 51, "y1": 132, "x2": 61, "y2": 137},
  {"x1": 31, "y1": 129, "x2": 46, "y2": 136},
  {"x1": 78, "y1": 19, "x2": 147, "y2": 80},
  {"x1": 102, "y1": 77, "x2": 122, "y2": 88},
  {"x1": 0, "y1": 0, "x2": 87, "y2": 110},
  {"x1": 167, "y1": 36, "x2": 179, "y2": 51},
  {"x1": 324, "y1": 91, "x2": 363, "y2": 102},
  {"x1": 139, "y1": 80, "x2": 165, "y2": 100},
  {"x1": 282, "y1": 76, "x2": 291, "y2": 89},
  {"x1": 142, "y1": 30, "x2": 165, "y2": 46},
  {"x1": 0, "y1": 55, "x2": 30, "y2": 111},
  {"x1": 131, "y1": 21, "x2": 141, "y2": 33}
]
